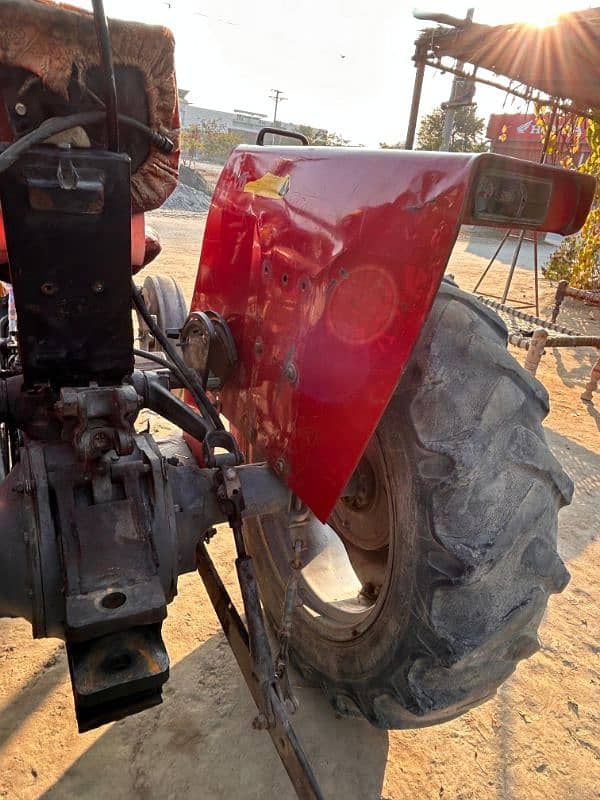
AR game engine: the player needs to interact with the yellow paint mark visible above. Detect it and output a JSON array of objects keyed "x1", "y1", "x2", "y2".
[{"x1": 243, "y1": 172, "x2": 290, "y2": 200}]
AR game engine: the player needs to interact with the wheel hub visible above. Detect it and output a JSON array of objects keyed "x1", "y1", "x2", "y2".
[{"x1": 330, "y1": 439, "x2": 390, "y2": 552}]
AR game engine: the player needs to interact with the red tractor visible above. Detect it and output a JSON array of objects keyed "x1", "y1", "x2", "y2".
[{"x1": 0, "y1": 2, "x2": 594, "y2": 797}]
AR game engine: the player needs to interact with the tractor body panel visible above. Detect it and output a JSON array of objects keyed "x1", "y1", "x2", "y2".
[{"x1": 191, "y1": 146, "x2": 595, "y2": 520}]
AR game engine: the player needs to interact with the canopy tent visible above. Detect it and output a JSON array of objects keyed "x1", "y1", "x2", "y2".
[{"x1": 406, "y1": 8, "x2": 600, "y2": 148}]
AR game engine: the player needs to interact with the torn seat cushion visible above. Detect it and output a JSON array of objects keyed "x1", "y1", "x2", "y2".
[{"x1": 0, "y1": 0, "x2": 180, "y2": 212}]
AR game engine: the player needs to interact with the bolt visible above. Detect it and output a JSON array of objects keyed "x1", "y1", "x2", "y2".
[
  {"x1": 283, "y1": 362, "x2": 298, "y2": 384},
  {"x1": 40, "y1": 282, "x2": 58, "y2": 296},
  {"x1": 275, "y1": 458, "x2": 286, "y2": 474},
  {"x1": 225, "y1": 467, "x2": 236, "y2": 480},
  {"x1": 252, "y1": 713, "x2": 269, "y2": 730},
  {"x1": 92, "y1": 281, "x2": 104, "y2": 294},
  {"x1": 92, "y1": 431, "x2": 109, "y2": 449},
  {"x1": 14, "y1": 102, "x2": 27, "y2": 117}
]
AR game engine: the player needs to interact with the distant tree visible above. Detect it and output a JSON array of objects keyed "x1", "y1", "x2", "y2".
[
  {"x1": 379, "y1": 141, "x2": 405, "y2": 149},
  {"x1": 296, "y1": 124, "x2": 349, "y2": 146},
  {"x1": 417, "y1": 105, "x2": 487, "y2": 152},
  {"x1": 181, "y1": 120, "x2": 246, "y2": 164}
]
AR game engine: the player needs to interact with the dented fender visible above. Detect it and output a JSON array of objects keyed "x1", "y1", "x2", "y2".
[{"x1": 190, "y1": 146, "x2": 594, "y2": 520}]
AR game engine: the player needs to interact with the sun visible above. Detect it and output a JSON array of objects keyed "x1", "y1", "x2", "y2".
[
  {"x1": 519, "y1": 11, "x2": 561, "y2": 27},
  {"x1": 487, "y1": 1, "x2": 585, "y2": 28},
  {"x1": 508, "y1": 0, "x2": 585, "y2": 28}
]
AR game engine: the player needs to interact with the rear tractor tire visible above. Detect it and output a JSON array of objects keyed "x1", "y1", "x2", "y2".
[
  {"x1": 244, "y1": 279, "x2": 572, "y2": 728},
  {"x1": 135, "y1": 274, "x2": 187, "y2": 355}
]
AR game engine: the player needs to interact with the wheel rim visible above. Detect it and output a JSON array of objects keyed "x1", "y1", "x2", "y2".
[
  {"x1": 135, "y1": 275, "x2": 187, "y2": 353},
  {"x1": 251, "y1": 432, "x2": 395, "y2": 639}
]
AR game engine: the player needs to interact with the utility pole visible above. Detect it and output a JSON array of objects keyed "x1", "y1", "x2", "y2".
[
  {"x1": 270, "y1": 89, "x2": 286, "y2": 126},
  {"x1": 440, "y1": 7, "x2": 475, "y2": 151}
]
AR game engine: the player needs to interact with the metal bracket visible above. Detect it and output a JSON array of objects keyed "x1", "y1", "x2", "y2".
[
  {"x1": 196, "y1": 466, "x2": 323, "y2": 799},
  {"x1": 196, "y1": 537, "x2": 324, "y2": 800}
]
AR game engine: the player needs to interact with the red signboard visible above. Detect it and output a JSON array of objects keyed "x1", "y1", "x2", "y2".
[{"x1": 487, "y1": 113, "x2": 589, "y2": 143}]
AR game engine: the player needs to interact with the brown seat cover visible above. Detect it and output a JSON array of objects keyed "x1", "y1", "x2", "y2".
[{"x1": 0, "y1": 0, "x2": 180, "y2": 212}]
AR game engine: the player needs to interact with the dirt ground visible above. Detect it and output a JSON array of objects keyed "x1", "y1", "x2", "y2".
[{"x1": 0, "y1": 212, "x2": 598, "y2": 800}]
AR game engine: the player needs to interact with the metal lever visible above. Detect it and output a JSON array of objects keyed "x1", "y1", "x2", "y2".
[{"x1": 196, "y1": 466, "x2": 324, "y2": 800}]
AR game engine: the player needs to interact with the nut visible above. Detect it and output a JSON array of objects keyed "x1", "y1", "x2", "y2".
[
  {"x1": 40, "y1": 282, "x2": 58, "y2": 296},
  {"x1": 14, "y1": 102, "x2": 27, "y2": 117}
]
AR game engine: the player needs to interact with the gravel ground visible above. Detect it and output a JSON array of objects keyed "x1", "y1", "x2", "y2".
[{"x1": 160, "y1": 183, "x2": 212, "y2": 213}]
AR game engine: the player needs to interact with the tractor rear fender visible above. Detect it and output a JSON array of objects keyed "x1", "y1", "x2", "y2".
[{"x1": 191, "y1": 146, "x2": 594, "y2": 520}]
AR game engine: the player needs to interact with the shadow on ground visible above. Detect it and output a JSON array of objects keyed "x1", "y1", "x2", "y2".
[
  {"x1": 544, "y1": 428, "x2": 600, "y2": 561},
  {"x1": 40, "y1": 633, "x2": 388, "y2": 800},
  {"x1": 463, "y1": 231, "x2": 556, "y2": 272},
  {"x1": 0, "y1": 643, "x2": 65, "y2": 752}
]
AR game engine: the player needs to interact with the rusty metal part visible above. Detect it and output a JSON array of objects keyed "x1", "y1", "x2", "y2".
[
  {"x1": 476, "y1": 295, "x2": 580, "y2": 335},
  {"x1": 196, "y1": 537, "x2": 324, "y2": 800},
  {"x1": 200, "y1": 465, "x2": 323, "y2": 797},
  {"x1": 274, "y1": 538, "x2": 303, "y2": 714},
  {"x1": 56, "y1": 384, "x2": 140, "y2": 461},
  {"x1": 0, "y1": 420, "x2": 291, "y2": 730},
  {"x1": 332, "y1": 438, "x2": 390, "y2": 552},
  {"x1": 180, "y1": 309, "x2": 237, "y2": 389},
  {"x1": 551, "y1": 279, "x2": 600, "y2": 323},
  {"x1": 581, "y1": 353, "x2": 600, "y2": 403},
  {"x1": 547, "y1": 335, "x2": 600, "y2": 347},
  {"x1": 67, "y1": 624, "x2": 169, "y2": 732},
  {"x1": 523, "y1": 329, "x2": 548, "y2": 376}
]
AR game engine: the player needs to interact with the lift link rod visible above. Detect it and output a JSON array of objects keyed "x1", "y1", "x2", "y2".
[
  {"x1": 196, "y1": 539, "x2": 324, "y2": 800},
  {"x1": 196, "y1": 466, "x2": 324, "y2": 800}
]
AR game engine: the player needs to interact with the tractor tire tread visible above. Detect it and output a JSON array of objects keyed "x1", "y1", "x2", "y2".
[{"x1": 293, "y1": 280, "x2": 572, "y2": 728}]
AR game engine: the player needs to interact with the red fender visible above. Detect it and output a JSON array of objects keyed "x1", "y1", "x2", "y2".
[{"x1": 191, "y1": 146, "x2": 594, "y2": 520}]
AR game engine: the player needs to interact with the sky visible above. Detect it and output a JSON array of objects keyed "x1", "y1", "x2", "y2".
[{"x1": 71, "y1": 1, "x2": 595, "y2": 146}]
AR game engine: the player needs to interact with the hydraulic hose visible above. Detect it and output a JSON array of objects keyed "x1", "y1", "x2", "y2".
[
  {"x1": 131, "y1": 282, "x2": 225, "y2": 431},
  {"x1": 0, "y1": 111, "x2": 174, "y2": 176}
]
